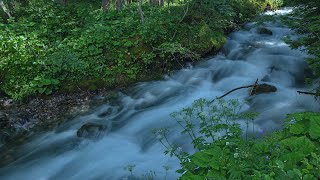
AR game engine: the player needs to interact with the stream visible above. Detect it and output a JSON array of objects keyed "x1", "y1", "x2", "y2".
[{"x1": 0, "y1": 8, "x2": 319, "y2": 180}]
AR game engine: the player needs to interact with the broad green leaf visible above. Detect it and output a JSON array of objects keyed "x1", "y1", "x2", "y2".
[
  {"x1": 180, "y1": 172, "x2": 206, "y2": 180},
  {"x1": 289, "y1": 121, "x2": 306, "y2": 135},
  {"x1": 51, "y1": 79, "x2": 60, "y2": 85},
  {"x1": 191, "y1": 151, "x2": 211, "y2": 168},
  {"x1": 176, "y1": 169, "x2": 185, "y2": 174},
  {"x1": 280, "y1": 152, "x2": 304, "y2": 169},
  {"x1": 275, "y1": 160, "x2": 284, "y2": 170},
  {"x1": 38, "y1": 88, "x2": 45, "y2": 94},
  {"x1": 303, "y1": 174, "x2": 317, "y2": 180},
  {"x1": 206, "y1": 170, "x2": 226, "y2": 180},
  {"x1": 43, "y1": 79, "x2": 51, "y2": 86},
  {"x1": 208, "y1": 160, "x2": 220, "y2": 170},
  {"x1": 309, "y1": 116, "x2": 320, "y2": 139},
  {"x1": 280, "y1": 136, "x2": 315, "y2": 155}
]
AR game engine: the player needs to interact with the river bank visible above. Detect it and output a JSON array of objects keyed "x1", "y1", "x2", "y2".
[
  {"x1": 0, "y1": 0, "x2": 279, "y2": 147},
  {"x1": 0, "y1": 2, "x2": 282, "y2": 148}
]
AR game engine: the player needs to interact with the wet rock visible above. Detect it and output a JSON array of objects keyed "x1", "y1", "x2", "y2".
[
  {"x1": 76, "y1": 123, "x2": 108, "y2": 139},
  {"x1": 304, "y1": 67, "x2": 315, "y2": 79},
  {"x1": 0, "y1": 131, "x2": 10, "y2": 144},
  {"x1": 98, "y1": 108, "x2": 113, "y2": 118},
  {"x1": 257, "y1": 27, "x2": 273, "y2": 35},
  {"x1": 250, "y1": 83, "x2": 277, "y2": 95},
  {"x1": 0, "y1": 111, "x2": 5, "y2": 120}
]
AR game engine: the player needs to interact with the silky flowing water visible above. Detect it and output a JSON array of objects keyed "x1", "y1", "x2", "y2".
[{"x1": 0, "y1": 8, "x2": 319, "y2": 180}]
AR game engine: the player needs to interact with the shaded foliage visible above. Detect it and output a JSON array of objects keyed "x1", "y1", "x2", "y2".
[
  {"x1": 282, "y1": 0, "x2": 320, "y2": 94},
  {"x1": 0, "y1": 0, "x2": 275, "y2": 99}
]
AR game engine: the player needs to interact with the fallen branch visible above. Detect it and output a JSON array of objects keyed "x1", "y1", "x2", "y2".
[
  {"x1": 210, "y1": 80, "x2": 277, "y2": 103},
  {"x1": 210, "y1": 84, "x2": 256, "y2": 103},
  {"x1": 249, "y1": 78, "x2": 259, "y2": 96},
  {"x1": 297, "y1": 91, "x2": 320, "y2": 96},
  {"x1": 217, "y1": 85, "x2": 256, "y2": 99}
]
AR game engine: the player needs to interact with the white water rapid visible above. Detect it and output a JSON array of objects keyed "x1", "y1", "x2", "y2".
[{"x1": 0, "y1": 8, "x2": 319, "y2": 180}]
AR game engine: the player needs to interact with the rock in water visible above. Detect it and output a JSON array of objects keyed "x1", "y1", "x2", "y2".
[
  {"x1": 76, "y1": 123, "x2": 108, "y2": 139},
  {"x1": 250, "y1": 83, "x2": 277, "y2": 95},
  {"x1": 257, "y1": 27, "x2": 273, "y2": 35}
]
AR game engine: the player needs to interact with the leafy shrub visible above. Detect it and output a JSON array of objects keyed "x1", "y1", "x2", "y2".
[
  {"x1": 42, "y1": 50, "x2": 88, "y2": 81},
  {"x1": 282, "y1": 0, "x2": 320, "y2": 94},
  {"x1": 155, "y1": 42, "x2": 200, "y2": 68},
  {"x1": 0, "y1": 0, "x2": 276, "y2": 99},
  {"x1": 155, "y1": 99, "x2": 320, "y2": 179}
]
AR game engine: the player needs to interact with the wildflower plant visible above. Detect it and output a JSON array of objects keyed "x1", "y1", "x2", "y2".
[{"x1": 154, "y1": 98, "x2": 320, "y2": 179}]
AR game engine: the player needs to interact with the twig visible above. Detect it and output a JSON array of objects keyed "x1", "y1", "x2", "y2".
[
  {"x1": 210, "y1": 84, "x2": 256, "y2": 103},
  {"x1": 214, "y1": 79, "x2": 260, "y2": 102},
  {"x1": 217, "y1": 85, "x2": 256, "y2": 99},
  {"x1": 179, "y1": 1, "x2": 189, "y2": 23},
  {"x1": 297, "y1": 91, "x2": 320, "y2": 96}
]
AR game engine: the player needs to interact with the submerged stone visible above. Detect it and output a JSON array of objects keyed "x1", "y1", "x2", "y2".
[
  {"x1": 257, "y1": 27, "x2": 273, "y2": 35},
  {"x1": 76, "y1": 123, "x2": 108, "y2": 139},
  {"x1": 250, "y1": 83, "x2": 277, "y2": 95}
]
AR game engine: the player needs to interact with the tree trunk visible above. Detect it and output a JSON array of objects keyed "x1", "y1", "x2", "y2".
[
  {"x1": 150, "y1": 0, "x2": 159, "y2": 6},
  {"x1": 63, "y1": 0, "x2": 68, "y2": 7},
  {"x1": 138, "y1": 0, "x2": 144, "y2": 24},
  {"x1": 0, "y1": 0, "x2": 11, "y2": 19},
  {"x1": 159, "y1": 0, "x2": 164, "y2": 6},
  {"x1": 20, "y1": 0, "x2": 28, "y2": 7},
  {"x1": 116, "y1": 0, "x2": 123, "y2": 12},
  {"x1": 5, "y1": 0, "x2": 14, "y2": 14},
  {"x1": 101, "y1": 0, "x2": 110, "y2": 12}
]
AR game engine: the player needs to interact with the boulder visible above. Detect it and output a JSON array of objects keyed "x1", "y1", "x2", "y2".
[
  {"x1": 257, "y1": 27, "x2": 273, "y2": 36},
  {"x1": 76, "y1": 123, "x2": 108, "y2": 139},
  {"x1": 250, "y1": 83, "x2": 277, "y2": 95}
]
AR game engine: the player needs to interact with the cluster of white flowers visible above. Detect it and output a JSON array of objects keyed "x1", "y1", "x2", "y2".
[
  {"x1": 154, "y1": 129, "x2": 168, "y2": 140},
  {"x1": 199, "y1": 111, "x2": 209, "y2": 118},
  {"x1": 176, "y1": 147, "x2": 183, "y2": 153},
  {"x1": 289, "y1": 118, "x2": 297, "y2": 125},
  {"x1": 233, "y1": 153, "x2": 239, "y2": 158}
]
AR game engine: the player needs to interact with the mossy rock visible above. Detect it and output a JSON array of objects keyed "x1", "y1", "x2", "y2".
[{"x1": 257, "y1": 27, "x2": 273, "y2": 35}]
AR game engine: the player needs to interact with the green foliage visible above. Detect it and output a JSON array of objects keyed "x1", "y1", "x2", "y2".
[
  {"x1": 0, "y1": 0, "x2": 275, "y2": 99},
  {"x1": 155, "y1": 42, "x2": 200, "y2": 68},
  {"x1": 282, "y1": 0, "x2": 320, "y2": 91},
  {"x1": 285, "y1": 112, "x2": 320, "y2": 140},
  {"x1": 42, "y1": 50, "x2": 88, "y2": 81},
  {"x1": 267, "y1": 0, "x2": 284, "y2": 9},
  {"x1": 156, "y1": 99, "x2": 320, "y2": 179}
]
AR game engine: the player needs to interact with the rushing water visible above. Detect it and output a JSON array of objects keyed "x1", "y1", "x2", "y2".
[{"x1": 0, "y1": 8, "x2": 319, "y2": 180}]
